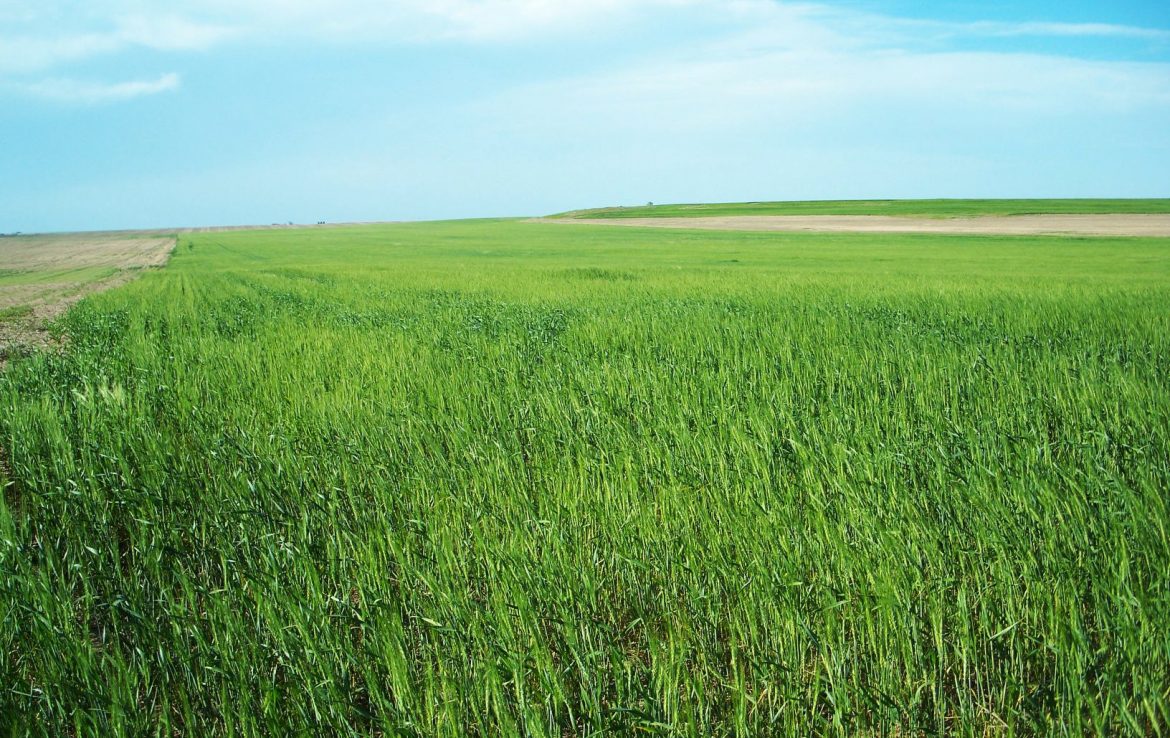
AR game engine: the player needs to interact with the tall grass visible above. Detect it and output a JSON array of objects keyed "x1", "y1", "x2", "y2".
[{"x1": 2, "y1": 221, "x2": 1168, "y2": 736}]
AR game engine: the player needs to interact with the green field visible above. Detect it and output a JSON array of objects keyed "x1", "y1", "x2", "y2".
[
  {"x1": 2, "y1": 219, "x2": 1169, "y2": 735},
  {"x1": 556, "y1": 198, "x2": 1170, "y2": 219}
]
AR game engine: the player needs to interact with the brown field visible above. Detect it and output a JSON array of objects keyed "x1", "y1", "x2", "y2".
[
  {"x1": 544, "y1": 213, "x2": 1170, "y2": 236},
  {"x1": 0, "y1": 232, "x2": 175, "y2": 364}
]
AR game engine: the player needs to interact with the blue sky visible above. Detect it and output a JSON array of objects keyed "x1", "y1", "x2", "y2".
[{"x1": 1, "y1": 0, "x2": 1168, "y2": 232}]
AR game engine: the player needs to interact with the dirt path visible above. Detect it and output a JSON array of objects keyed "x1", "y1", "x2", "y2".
[
  {"x1": 0, "y1": 233, "x2": 176, "y2": 368},
  {"x1": 541, "y1": 214, "x2": 1170, "y2": 237}
]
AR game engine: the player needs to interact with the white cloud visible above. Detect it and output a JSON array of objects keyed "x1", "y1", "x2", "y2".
[
  {"x1": 1, "y1": 0, "x2": 1168, "y2": 110},
  {"x1": 181, "y1": 0, "x2": 703, "y2": 42},
  {"x1": 3, "y1": 0, "x2": 1168, "y2": 69},
  {"x1": 115, "y1": 14, "x2": 238, "y2": 51},
  {"x1": 1, "y1": 0, "x2": 695, "y2": 58},
  {"x1": 21, "y1": 72, "x2": 181, "y2": 104},
  {"x1": 968, "y1": 21, "x2": 1170, "y2": 40},
  {"x1": 695, "y1": 3, "x2": 1170, "y2": 53},
  {"x1": 477, "y1": 20, "x2": 1170, "y2": 140},
  {"x1": 0, "y1": 16, "x2": 232, "y2": 74},
  {"x1": 418, "y1": 0, "x2": 696, "y2": 42},
  {"x1": 0, "y1": 33, "x2": 122, "y2": 74}
]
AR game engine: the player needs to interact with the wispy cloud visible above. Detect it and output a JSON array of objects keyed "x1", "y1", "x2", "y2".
[
  {"x1": 2, "y1": 0, "x2": 1168, "y2": 109},
  {"x1": 698, "y1": 3, "x2": 1170, "y2": 54},
  {"x1": 966, "y1": 21, "x2": 1170, "y2": 40},
  {"x1": 0, "y1": 0, "x2": 689, "y2": 63},
  {"x1": 115, "y1": 14, "x2": 239, "y2": 51},
  {"x1": 0, "y1": 15, "x2": 232, "y2": 74},
  {"x1": 166, "y1": 0, "x2": 1170, "y2": 45},
  {"x1": 3, "y1": 0, "x2": 1168, "y2": 69},
  {"x1": 474, "y1": 5, "x2": 1170, "y2": 141},
  {"x1": 411, "y1": 0, "x2": 695, "y2": 42},
  {"x1": 21, "y1": 72, "x2": 181, "y2": 104}
]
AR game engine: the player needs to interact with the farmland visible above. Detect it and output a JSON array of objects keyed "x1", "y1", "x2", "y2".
[
  {"x1": 2, "y1": 215, "x2": 1169, "y2": 735},
  {"x1": 557, "y1": 198, "x2": 1170, "y2": 219},
  {"x1": 0, "y1": 232, "x2": 175, "y2": 365}
]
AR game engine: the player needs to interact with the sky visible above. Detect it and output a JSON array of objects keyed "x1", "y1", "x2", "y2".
[{"x1": 1, "y1": 0, "x2": 1168, "y2": 232}]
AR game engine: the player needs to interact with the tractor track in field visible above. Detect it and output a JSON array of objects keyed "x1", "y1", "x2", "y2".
[{"x1": 539, "y1": 213, "x2": 1170, "y2": 237}]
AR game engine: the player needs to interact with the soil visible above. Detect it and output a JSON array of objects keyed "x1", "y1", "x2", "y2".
[{"x1": 542, "y1": 214, "x2": 1170, "y2": 237}]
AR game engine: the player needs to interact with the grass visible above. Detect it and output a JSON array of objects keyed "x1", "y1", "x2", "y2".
[
  {"x1": 1, "y1": 219, "x2": 1169, "y2": 736},
  {"x1": 0, "y1": 266, "x2": 117, "y2": 288},
  {"x1": 0, "y1": 305, "x2": 33, "y2": 322},
  {"x1": 554, "y1": 198, "x2": 1170, "y2": 219}
]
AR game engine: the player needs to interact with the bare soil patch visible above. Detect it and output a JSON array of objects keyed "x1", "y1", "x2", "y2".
[
  {"x1": 0, "y1": 233, "x2": 175, "y2": 368},
  {"x1": 543, "y1": 214, "x2": 1170, "y2": 237}
]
